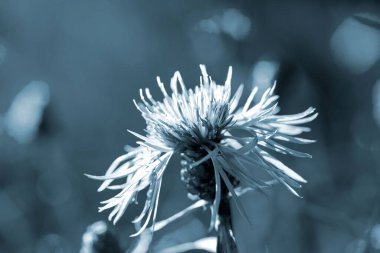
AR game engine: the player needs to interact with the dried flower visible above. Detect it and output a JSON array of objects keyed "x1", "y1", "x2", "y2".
[{"x1": 87, "y1": 65, "x2": 317, "y2": 236}]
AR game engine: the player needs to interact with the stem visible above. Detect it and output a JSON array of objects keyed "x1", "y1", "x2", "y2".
[{"x1": 216, "y1": 196, "x2": 239, "y2": 253}]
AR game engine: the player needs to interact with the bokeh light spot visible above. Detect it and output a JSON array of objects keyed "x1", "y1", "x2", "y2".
[
  {"x1": 371, "y1": 224, "x2": 380, "y2": 250},
  {"x1": 3, "y1": 81, "x2": 50, "y2": 143},
  {"x1": 331, "y1": 17, "x2": 380, "y2": 74},
  {"x1": 199, "y1": 8, "x2": 251, "y2": 41},
  {"x1": 251, "y1": 60, "x2": 279, "y2": 91}
]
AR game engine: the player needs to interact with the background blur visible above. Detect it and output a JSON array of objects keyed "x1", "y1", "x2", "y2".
[{"x1": 0, "y1": 1, "x2": 380, "y2": 252}]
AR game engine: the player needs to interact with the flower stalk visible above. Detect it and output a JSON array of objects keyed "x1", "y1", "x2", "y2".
[{"x1": 217, "y1": 196, "x2": 238, "y2": 253}]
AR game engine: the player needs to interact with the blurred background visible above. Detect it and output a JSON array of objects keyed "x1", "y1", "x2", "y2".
[{"x1": 0, "y1": 0, "x2": 380, "y2": 252}]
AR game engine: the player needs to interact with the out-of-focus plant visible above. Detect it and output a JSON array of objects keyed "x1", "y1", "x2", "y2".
[{"x1": 80, "y1": 221, "x2": 121, "y2": 253}]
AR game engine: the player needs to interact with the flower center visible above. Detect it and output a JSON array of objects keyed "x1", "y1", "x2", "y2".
[{"x1": 180, "y1": 142, "x2": 239, "y2": 202}]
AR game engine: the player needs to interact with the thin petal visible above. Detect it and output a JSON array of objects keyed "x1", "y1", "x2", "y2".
[{"x1": 261, "y1": 152, "x2": 307, "y2": 183}]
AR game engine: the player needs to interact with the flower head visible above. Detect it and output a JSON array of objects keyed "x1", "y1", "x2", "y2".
[{"x1": 87, "y1": 65, "x2": 317, "y2": 236}]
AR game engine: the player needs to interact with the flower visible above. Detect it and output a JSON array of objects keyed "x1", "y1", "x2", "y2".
[{"x1": 87, "y1": 65, "x2": 317, "y2": 236}]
